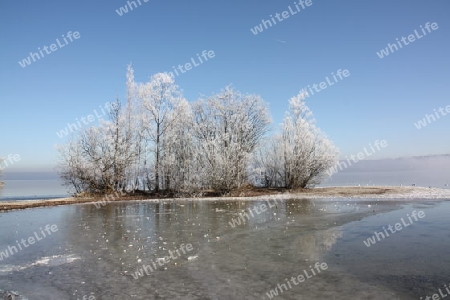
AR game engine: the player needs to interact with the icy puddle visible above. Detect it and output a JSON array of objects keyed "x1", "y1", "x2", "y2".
[{"x1": 0, "y1": 198, "x2": 449, "y2": 299}]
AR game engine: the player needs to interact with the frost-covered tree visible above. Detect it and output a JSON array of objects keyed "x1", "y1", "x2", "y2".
[
  {"x1": 136, "y1": 72, "x2": 184, "y2": 192},
  {"x1": 56, "y1": 137, "x2": 89, "y2": 194},
  {"x1": 192, "y1": 86, "x2": 271, "y2": 192},
  {"x1": 103, "y1": 99, "x2": 138, "y2": 191},
  {"x1": 57, "y1": 69, "x2": 338, "y2": 196},
  {"x1": 281, "y1": 91, "x2": 338, "y2": 188},
  {"x1": 160, "y1": 98, "x2": 197, "y2": 192},
  {"x1": 122, "y1": 65, "x2": 148, "y2": 191},
  {"x1": 250, "y1": 135, "x2": 285, "y2": 187},
  {"x1": 57, "y1": 101, "x2": 137, "y2": 193}
]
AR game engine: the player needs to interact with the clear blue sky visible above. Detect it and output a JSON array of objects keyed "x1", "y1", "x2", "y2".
[{"x1": 1, "y1": 0, "x2": 449, "y2": 171}]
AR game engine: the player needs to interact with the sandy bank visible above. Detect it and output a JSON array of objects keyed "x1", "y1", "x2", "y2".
[{"x1": 1, "y1": 186, "x2": 449, "y2": 212}]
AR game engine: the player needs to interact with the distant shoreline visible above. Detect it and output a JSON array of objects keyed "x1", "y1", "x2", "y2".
[
  {"x1": 0, "y1": 195, "x2": 69, "y2": 201},
  {"x1": 1, "y1": 186, "x2": 450, "y2": 212}
]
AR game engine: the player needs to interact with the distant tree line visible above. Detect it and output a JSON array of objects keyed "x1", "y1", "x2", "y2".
[{"x1": 57, "y1": 66, "x2": 338, "y2": 195}]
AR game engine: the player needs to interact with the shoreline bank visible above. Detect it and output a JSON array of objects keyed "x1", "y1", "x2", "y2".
[{"x1": 1, "y1": 186, "x2": 450, "y2": 212}]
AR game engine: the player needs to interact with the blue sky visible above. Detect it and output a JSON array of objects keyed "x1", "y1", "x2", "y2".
[{"x1": 1, "y1": 0, "x2": 449, "y2": 171}]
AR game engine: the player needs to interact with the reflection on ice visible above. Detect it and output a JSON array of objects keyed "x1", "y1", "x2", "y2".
[
  {"x1": 292, "y1": 227, "x2": 344, "y2": 261},
  {"x1": 0, "y1": 254, "x2": 80, "y2": 274}
]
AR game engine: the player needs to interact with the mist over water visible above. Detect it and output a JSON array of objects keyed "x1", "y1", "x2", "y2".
[
  {"x1": 321, "y1": 155, "x2": 450, "y2": 189},
  {"x1": 0, "y1": 180, "x2": 69, "y2": 201},
  {"x1": 321, "y1": 170, "x2": 450, "y2": 189}
]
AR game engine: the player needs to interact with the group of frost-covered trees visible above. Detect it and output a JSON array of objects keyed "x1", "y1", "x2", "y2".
[{"x1": 57, "y1": 66, "x2": 339, "y2": 195}]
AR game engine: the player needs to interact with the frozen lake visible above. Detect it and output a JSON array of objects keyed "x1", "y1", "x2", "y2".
[{"x1": 1, "y1": 197, "x2": 449, "y2": 299}]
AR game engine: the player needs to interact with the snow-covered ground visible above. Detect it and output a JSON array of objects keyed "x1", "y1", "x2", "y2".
[{"x1": 139, "y1": 186, "x2": 450, "y2": 203}]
